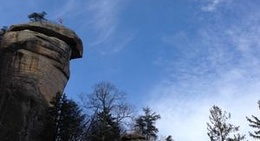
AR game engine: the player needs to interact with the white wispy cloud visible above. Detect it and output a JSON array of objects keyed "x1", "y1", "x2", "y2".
[
  {"x1": 87, "y1": 0, "x2": 119, "y2": 40},
  {"x1": 52, "y1": 0, "x2": 87, "y2": 19},
  {"x1": 87, "y1": 0, "x2": 133, "y2": 54},
  {"x1": 150, "y1": 3, "x2": 260, "y2": 141},
  {"x1": 201, "y1": 0, "x2": 232, "y2": 12}
]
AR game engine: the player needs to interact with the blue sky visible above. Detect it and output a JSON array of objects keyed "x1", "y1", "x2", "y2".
[{"x1": 1, "y1": 0, "x2": 260, "y2": 140}]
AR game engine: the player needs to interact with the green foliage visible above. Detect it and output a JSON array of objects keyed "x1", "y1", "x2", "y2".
[
  {"x1": 207, "y1": 105, "x2": 245, "y2": 141},
  {"x1": 28, "y1": 11, "x2": 47, "y2": 22},
  {"x1": 42, "y1": 93, "x2": 86, "y2": 141},
  {"x1": 247, "y1": 100, "x2": 260, "y2": 140},
  {"x1": 0, "y1": 26, "x2": 8, "y2": 33},
  {"x1": 86, "y1": 110, "x2": 121, "y2": 141},
  {"x1": 135, "y1": 107, "x2": 161, "y2": 140},
  {"x1": 0, "y1": 26, "x2": 7, "y2": 42}
]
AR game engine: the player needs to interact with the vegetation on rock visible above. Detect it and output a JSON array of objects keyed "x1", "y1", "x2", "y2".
[{"x1": 28, "y1": 11, "x2": 47, "y2": 22}]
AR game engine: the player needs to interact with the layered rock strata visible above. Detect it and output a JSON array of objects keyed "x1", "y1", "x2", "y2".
[{"x1": 0, "y1": 22, "x2": 82, "y2": 141}]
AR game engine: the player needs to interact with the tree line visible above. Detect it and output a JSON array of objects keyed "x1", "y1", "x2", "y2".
[
  {"x1": 42, "y1": 82, "x2": 166, "y2": 141},
  {"x1": 42, "y1": 81, "x2": 260, "y2": 141}
]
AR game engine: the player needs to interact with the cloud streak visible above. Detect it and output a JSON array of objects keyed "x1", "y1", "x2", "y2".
[
  {"x1": 200, "y1": 0, "x2": 232, "y2": 12},
  {"x1": 88, "y1": 0, "x2": 119, "y2": 42},
  {"x1": 52, "y1": 0, "x2": 87, "y2": 19},
  {"x1": 87, "y1": 0, "x2": 133, "y2": 54}
]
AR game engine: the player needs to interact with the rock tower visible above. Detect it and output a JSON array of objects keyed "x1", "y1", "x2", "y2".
[{"x1": 0, "y1": 22, "x2": 83, "y2": 141}]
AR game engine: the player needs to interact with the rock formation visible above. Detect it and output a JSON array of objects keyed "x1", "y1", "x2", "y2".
[{"x1": 0, "y1": 21, "x2": 83, "y2": 141}]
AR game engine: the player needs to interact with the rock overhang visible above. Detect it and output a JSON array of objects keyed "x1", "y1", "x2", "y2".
[{"x1": 8, "y1": 21, "x2": 83, "y2": 59}]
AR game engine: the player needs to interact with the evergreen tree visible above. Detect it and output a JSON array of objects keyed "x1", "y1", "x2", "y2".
[
  {"x1": 246, "y1": 100, "x2": 260, "y2": 139},
  {"x1": 207, "y1": 105, "x2": 245, "y2": 141},
  {"x1": 0, "y1": 26, "x2": 8, "y2": 42},
  {"x1": 0, "y1": 26, "x2": 8, "y2": 34},
  {"x1": 41, "y1": 93, "x2": 63, "y2": 141},
  {"x1": 58, "y1": 95, "x2": 86, "y2": 141},
  {"x1": 28, "y1": 11, "x2": 47, "y2": 21},
  {"x1": 135, "y1": 107, "x2": 161, "y2": 141},
  {"x1": 42, "y1": 93, "x2": 86, "y2": 141},
  {"x1": 86, "y1": 110, "x2": 121, "y2": 141}
]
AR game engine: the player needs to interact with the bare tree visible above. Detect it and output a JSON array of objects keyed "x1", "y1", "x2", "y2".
[
  {"x1": 82, "y1": 82, "x2": 132, "y2": 122},
  {"x1": 80, "y1": 82, "x2": 133, "y2": 141}
]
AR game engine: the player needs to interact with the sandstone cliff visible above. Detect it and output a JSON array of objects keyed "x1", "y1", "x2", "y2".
[{"x1": 0, "y1": 22, "x2": 83, "y2": 141}]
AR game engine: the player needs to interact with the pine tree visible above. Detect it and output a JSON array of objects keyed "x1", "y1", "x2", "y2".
[
  {"x1": 246, "y1": 100, "x2": 260, "y2": 139},
  {"x1": 58, "y1": 95, "x2": 86, "y2": 141},
  {"x1": 207, "y1": 105, "x2": 245, "y2": 141},
  {"x1": 42, "y1": 93, "x2": 86, "y2": 141},
  {"x1": 135, "y1": 107, "x2": 161, "y2": 141},
  {"x1": 86, "y1": 110, "x2": 121, "y2": 141}
]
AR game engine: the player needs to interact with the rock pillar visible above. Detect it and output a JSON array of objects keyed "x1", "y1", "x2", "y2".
[{"x1": 0, "y1": 22, "x2": 83, "y2": 141}]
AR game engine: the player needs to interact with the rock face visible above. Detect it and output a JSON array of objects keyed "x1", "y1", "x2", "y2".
[{"x1": 0, "y1": 22, "x2": 83, "y2": 141}]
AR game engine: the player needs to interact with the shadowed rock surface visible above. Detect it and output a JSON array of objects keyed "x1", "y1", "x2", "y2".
[{"x1": 0, "y1": 22, "x2": 83, "y2": 141}]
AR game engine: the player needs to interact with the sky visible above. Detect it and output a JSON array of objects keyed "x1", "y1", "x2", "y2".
[{"x1": 1, "y1": 0, "x2": 260, "y2": 140}]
